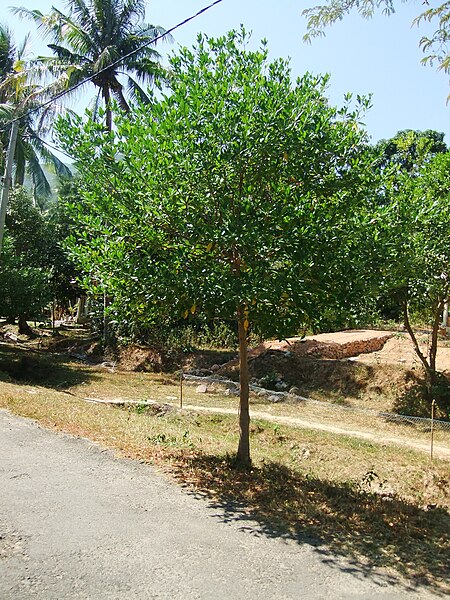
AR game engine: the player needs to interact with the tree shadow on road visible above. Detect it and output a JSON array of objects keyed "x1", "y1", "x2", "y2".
[
  {"x1": 0, "y1": 343, "x2": 97, "y2": 390},
  {"x1": 172, "y1": 454, "x2": 449, "y2": 596}
]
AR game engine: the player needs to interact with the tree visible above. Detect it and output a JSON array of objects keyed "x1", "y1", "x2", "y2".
[
  {"x1": 0, "y1": 184, "x2": 79, "y2": 333},
  {"x1": 57, "y1": 29, "x2": 377, "y2": 467},
  {"x1": 0, "y1": 187, "x2": 51, "y2": 333},
  {"x1": 375, "y1": 150, "x2": 450, "y2": 412},
  {"x1": 14, "y1": 0, "x2": 170, "y2": 130},
  {"x1": 375, "y1": 129, "x2": 447, "y2": 175},
  {"x1": 0, "y1": 23, "x2": 70, "y2": 202},
  {"x1": 303, "y1": 0, "x2": 450, "y2": 84}
]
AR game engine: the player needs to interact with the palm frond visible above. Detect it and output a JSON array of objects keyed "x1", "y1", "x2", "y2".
[
  {"x1": 26, "y1": 148, "x2": 51, "y2": 198},
  {"x1": 125, "y1": 75, "x2": 150, "y2": 105},
  {"x1": 16, "y1": 32, "x2": 32, "y2": 61}
]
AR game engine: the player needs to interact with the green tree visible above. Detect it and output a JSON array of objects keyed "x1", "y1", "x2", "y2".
[
  {"x1": 58, "y1": 29, "x2": 377, "y2": 467},
  {"x1": 376, "y1": 151, "x2": 450, "y2": 411},
  {"x1": 0, "y1": 23, "x2": 70, "y2": 201},
  {"x1": 375, "y1": 129, "x2": 447, "y2": 175},
  {"x1": 303, "y1": 0, "x2": 450, "y2": 84},
  {"x1": 0, "y1": 187, "x2": 51, "y2": 333},
  {"x1": 14, "y1": 0, "x2": 170, "y2": 130},
  {"x1": 0, "y1": 185, "x2": 79, "y2": 333}
]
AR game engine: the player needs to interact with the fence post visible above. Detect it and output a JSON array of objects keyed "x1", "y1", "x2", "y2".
[
  {"x1": 180, "y1": 369, "x2": 183, "y2": 410},
  {"x1": 430, "y1": 399, "x2": 436, "y2": 461}
]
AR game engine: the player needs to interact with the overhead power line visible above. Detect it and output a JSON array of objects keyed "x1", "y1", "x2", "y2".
[{"x1": 3, "y1": 0, "x2": 225, "y2": 129}]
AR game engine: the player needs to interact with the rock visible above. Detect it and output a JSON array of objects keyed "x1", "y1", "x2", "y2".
[
  {"x1": 289, "y1": 386, "x2": 301, "y2": 396},
  {"x1": 210, "y1": 364, "x2": 221, "y2": 372},
  {"x1": 275, "y1": 381, "x2": 288, "y2": 391},
  {"x1": 225, "y1": 386, "x2": 239, "y2": 396},
  {"x1": 100, "y1": 361, "x2": 116, "y2": 369},
  {"x1": 300, "y1": 447, "x2": 311, "y2": 459},
  {"x1": 268, "y1": 394, "x2": 282, "y2": 403},
  {"x1": 4, "y1": 332, "x2": 18, "y2": 343},
  {"x1": 196, "y1": 384, "x2": 209, "y2": 394}
]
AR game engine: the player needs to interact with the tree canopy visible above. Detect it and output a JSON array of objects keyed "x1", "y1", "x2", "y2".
[
  {"x1": 14, "y1": 0, "x2": 171, "y2": 129},
  {"x1": 58, "y1": 28, "x2": 378, "y2": 465}
]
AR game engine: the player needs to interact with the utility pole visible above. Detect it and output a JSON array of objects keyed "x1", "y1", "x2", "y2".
[{"x1": 0, "y1": 120, "x2": 19, "y2": 254}]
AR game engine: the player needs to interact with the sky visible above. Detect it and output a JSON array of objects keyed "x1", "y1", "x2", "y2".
[{"x1": 1, "y1": 0, "x2": 449, "y2": 146}]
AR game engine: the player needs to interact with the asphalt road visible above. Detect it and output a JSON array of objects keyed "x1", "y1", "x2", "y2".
[{"x1": 0, "y1": 410, "x2": 440, "y2": 599}]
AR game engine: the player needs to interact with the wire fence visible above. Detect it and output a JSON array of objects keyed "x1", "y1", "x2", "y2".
[{"x1": 184, "y1": 374, "x2": 450, "y2": 433}]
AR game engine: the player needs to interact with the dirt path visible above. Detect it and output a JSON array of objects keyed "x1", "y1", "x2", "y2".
[
  {"x1": 87, "y1": 396, "x2": 450, "y2": 460},
  {"x1": 2, "y1": 409, "x2": 439, "y2": 600}
]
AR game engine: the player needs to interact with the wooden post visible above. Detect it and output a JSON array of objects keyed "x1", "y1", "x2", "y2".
[
  {"x1": 430, "y1": 399, "x2": 436, "y2": 461},
  {"x1": 180, "y1": 369, "x2": 183, "y2": 409}
]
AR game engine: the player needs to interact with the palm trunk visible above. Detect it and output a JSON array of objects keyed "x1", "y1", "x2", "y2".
[
  {"x1": 102, "y1": 86, "x2": 112, "y2": 132},
  {"x1": 236, "y1": 307, "x2": 251, "y2": 468},
  {"x1": 0, "y1": 121, "x2": 19, "y2": 254}
]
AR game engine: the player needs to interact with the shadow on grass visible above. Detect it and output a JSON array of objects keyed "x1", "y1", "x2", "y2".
[
  {"x1": 225, "y1": 352, "x2": 377, "y2": 399},
  {"x1": 394, "y1": 375, "x2": 450, "y2": 421},
  {"x1": 171, "y1": 454, "x2": 449, "y2": 595},
  {"x1": 0, "y1": 343, "x2": 97, "y2": 390}
]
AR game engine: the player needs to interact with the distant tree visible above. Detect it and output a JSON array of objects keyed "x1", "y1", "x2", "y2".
[
  {"x1": 303, "y1": 0, "x2": 450, "y2": 88},
  {"x1": 58, "y1": 29, "x2": 377, "y2": 466},
  {"x1": 0, "y1": 23, "x2": 70, "y2": 201},
  {"x1": 376, "y1": 150, "x2": 450, "y2": 410},
  {"x1": 0, "y1": 185, "x2": 79, "y2": 333},
  {"x1": 14, "y1": 0, "x2": 171, "y2": 130},
  {"x1": 375, "y1": 129, "x2": 447, "y2": 175}
]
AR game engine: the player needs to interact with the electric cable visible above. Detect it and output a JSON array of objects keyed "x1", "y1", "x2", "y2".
[{"x1": 1, "y1": 0, "x2": 225, "y2": 131}]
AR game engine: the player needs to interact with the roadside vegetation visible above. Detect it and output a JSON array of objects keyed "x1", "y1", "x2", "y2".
[{"x1": 0, "y1": 1, "x2": 449, "y2": 591}]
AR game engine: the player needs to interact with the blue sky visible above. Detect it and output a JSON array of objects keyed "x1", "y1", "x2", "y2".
[{"x1": 2, "y1": 0, "x2": 449, "y2": 145}]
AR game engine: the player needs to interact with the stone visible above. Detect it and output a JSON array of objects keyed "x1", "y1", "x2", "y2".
[
  {"x1": 196, "y1": 384, "x2": 209, "y2": 394},
  {"x1": 289, "y1": 386, "x2": 301, "y2": 396},
  {"x1": 275, "y1": 381, "x2": 288, "y2": 391},
  {"x1": 268, "y1": 394, "x2": 282, "y2": 403},
  {"x1": 210, "y1": 364, "x2": 221, "y2": 372}
]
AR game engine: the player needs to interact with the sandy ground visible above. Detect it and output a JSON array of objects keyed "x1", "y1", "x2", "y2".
[{"x1": 355, "y1": 335, "x2": 450, "y2": 372}]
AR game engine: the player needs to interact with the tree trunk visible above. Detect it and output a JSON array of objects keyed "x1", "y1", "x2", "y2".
[
  {"x1": 18, "y1": 314, "x2": 32, "y2": 336},
  {"x1": 0, "y1": 121, "x2": 19, "y2": 254},
  {"x1": 429, "y1": 298, "x2": 445, "y2": 374},
  {"x1": 403, "y1": 300, "x2": 430, "y2": 372},
  {"x1": 236, "y1": 309, "x2": 251, "y2": 469},
  {"x1": 102, "y1": 86, "x2": 112, "y2": 132},
  {"x1": 76, "y1": 295, "x2": 87, "y2": 324}
]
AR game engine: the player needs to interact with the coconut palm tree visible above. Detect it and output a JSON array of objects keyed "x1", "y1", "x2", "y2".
[
  {"x1": 13, "y1": 0, "x2": 170, "y2": 130},
  {"x1": 0, "y1": 23, "x2": 71, "y2": 204}
]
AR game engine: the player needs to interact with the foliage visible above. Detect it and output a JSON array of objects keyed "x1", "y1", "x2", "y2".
[
  {"x1": 0, "y1": 22, "x2": 71, "y2": 200},
  {"x1": 57, "y1": 29, "x2": 378, "y2": 464},
  {"x1": 59, "y1": 30, "x2": 376, "y2": 335},
  {"x1": 374, "y1": 129, "x2": 447, "y2": 175},
  {"x1": 0, "y1": 187, "x2": 51, "y2": 322},
  {"x1": 0, "y1": 186, "x2": 79, "y2": 325},
  {"x1": 372, "y1": 129, "x2": 448, "y2": 323},
  {"x1": 303, "y1": 0, "x2": 450, "y2": 86},
  {"x1": 14, "y1": 0, "x2": 171, "y2": 129}
]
